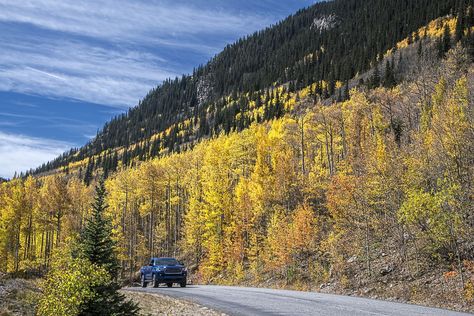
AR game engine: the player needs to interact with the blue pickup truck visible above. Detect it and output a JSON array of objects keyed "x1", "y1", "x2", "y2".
[{"x1": 140, "y1": 257, "x2": 187, "y2": 288}]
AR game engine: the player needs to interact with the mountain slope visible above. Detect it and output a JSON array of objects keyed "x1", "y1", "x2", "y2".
[
  {"x1": 32, "y1": 0, "x2": 466, "y2": 177},
  {"x1": 2, "y1": 2, "x2": 474, "y2": 313}
]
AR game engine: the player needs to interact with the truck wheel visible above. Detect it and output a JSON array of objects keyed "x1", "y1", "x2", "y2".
[
  {"x1": 166, "y1": 283, "x2": 173, "y2": 288},
  {"x1": 180, "y1": 279, "x2": 187, "y2": 288},
  {"x1": 141, "y1": 274, "x2": 148, "y2": 288},
  {"x1": 152, "y1": 274, "x2": 159, "y2": 288}
]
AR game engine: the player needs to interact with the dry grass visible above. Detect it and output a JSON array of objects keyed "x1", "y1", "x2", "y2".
[
  {"x1": 121, "y1": 290, "x2": 226, "y2": 316},
  {"x1": 0, "y1": 276, "x2": 39, "y2": 316}
]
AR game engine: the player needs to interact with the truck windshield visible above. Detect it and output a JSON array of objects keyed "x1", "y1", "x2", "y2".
[{"x1": 154, "y1": 258, "x2": 178, "y2": 265}]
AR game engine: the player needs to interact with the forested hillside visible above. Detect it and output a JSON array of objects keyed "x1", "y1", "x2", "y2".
[
  {"x1": 30, "y1": 0, "x2": 468, "y2": 179},
  {"x1": 2, "y1": 42, "x2": 474, "y2": 315},
  {"x1": 2, "y1": 0, "x2": 474, "y2": 314}
]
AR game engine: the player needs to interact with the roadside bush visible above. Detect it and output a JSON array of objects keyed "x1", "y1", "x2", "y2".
[{"x1": 37, "y1": 246, "x2": 109, "y2": 316}]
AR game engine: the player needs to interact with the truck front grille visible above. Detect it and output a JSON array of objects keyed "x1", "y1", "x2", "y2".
[{"x1": 165, "y1": 267, "x2": 182, "y2": 274}]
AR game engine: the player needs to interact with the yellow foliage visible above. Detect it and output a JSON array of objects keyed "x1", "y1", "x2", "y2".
[
  {"x1": 1, "y1": 55, "x2": 473, "y2": 299},
  {"x1": 386, "y1": 16, "x2": 457, "y2": 57},
  {"x1": 465, "y1": 280, "x2": 474, "y2": 303},
  {"x1": 37, "y1": 246, "x2": 109, "y2": 316}
]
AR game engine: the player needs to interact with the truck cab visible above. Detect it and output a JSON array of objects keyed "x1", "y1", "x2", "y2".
[{"x1": 140, "y1": 257, "x2": 187, "y2": 288}]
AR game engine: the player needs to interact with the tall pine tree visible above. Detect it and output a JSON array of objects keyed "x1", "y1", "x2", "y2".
[
  {"x1": 438, "y1": 24, "x2": 452, "y2": 57},
  {"x1": 369, "y1": 62, "x2": 381, "y2": 88},
  {"x1": 79, "y1": 178, "x2": 139, "y2": 316},
  {"x1": 455, "y1": 1, "x2": 466, "y2": 42},
  {"x1": 383, "y1": 60, "x2": 396, "y2": 88}
]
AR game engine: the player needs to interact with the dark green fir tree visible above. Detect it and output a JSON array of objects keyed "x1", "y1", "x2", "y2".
[
  {"x1": 369, "y1": 62, "x2": 381, "y2": 88},
  {"x1": 79, "y1": 178, "x2": 139, "y2": 316},
  {"x1": 455, "y1": 2, "x2": 465, "y2": 42},
  {"x1": 343, "y1": 81, "x2": 350, "y2": 101},
  {"x1": 383, "y1": 60, "x2": 396, "y2": 88},
  {"x1": 438, "y1": 24, "x2": 452, "y2": 57}
]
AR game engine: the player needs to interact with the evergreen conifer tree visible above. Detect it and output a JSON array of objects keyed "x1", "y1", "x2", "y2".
[
  {"x1": 78, "y1": 178, "x2": 139, "y2": 316},
  {"x1": 83, "y1": 158, "x2": 94, "y2": 186},
  {"x1": 455, "y1": 2, "x2": 465, "y2": 42},
  {"x1": 337, "y1": 89, "x2": 342, "y2": 102},
  {"x1": 370, "y1": 62, "x2": 381, "y2": 88},
  {"x1": 383, "y1": 60, "x2": 396, "y2": 88},
  {"x1": 343, "y1": 81, "x2": 350, "y2": 101},
  {"x1": 438, "y1": 24, "x2": 452, "y2": 57},
  {"x1": 466, "y1": 28, "x2": 474, "y2": 59},
  {"x1": 417, "y1": 39, "x2": 423, "y2": 57}
]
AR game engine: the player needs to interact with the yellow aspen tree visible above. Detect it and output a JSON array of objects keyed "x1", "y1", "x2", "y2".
[
  {"x1": 183, "y1": 144, "x2": 206, "y2": 269},
  {"x1": 228, "y1": 177, "x2": 252, "y2": 281},
  {"x1": 0, "y1": 182, "x2": 7, "y2": 272},
  {"x1": 42, "y1": 176, "x2": 71, "y2": 247},
  {"x1": 67, "y1": 177, "x2": 92, "y2": 237},
  {"x1": 265, "y1": 208, "x2": 290, "y2": 277},
  {"x1": 2, "y1": 179, "x2": 26, "y2": 273},
  {"x1": 247, "y1": 125, "x2": 273, "y2": 277},
  {"x1": 22, "y1": 176, "x2": 39, "y2": 268},
  {"x1": 290, "y1": 203, "x2": 318, "y2": 257},
  {"x1": 200, "y1": 138, "x2": 234, "y2": 280}
]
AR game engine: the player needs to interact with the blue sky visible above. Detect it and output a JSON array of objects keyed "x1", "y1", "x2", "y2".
[{"x1": 0, "y1": 0, "x2": 316, "y2": 178}]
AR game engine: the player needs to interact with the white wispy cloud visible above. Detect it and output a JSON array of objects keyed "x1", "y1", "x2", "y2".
[
  {"x1": 0, "y1": 0, "x2": 271, "y2": 44},
  {"x1": 0, "y1": 37, "x2": 178, "y2": 107},
  {"x1": 0, "y1": 0, "x2": 276, "y2": 107},
  {"x1": 0, "y1": 0, "x2": 313, "y2": 175},
  {"x1": 25, "y1": 66, "x2": 67, "y2": 81},
  {"x1": 0, "y1": 131, "x2": 72, "y2": 178}
]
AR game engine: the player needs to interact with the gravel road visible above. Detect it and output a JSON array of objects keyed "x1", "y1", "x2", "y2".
[{"x1": 125, "y1": 285, "x2": 472, "y2": 316}]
